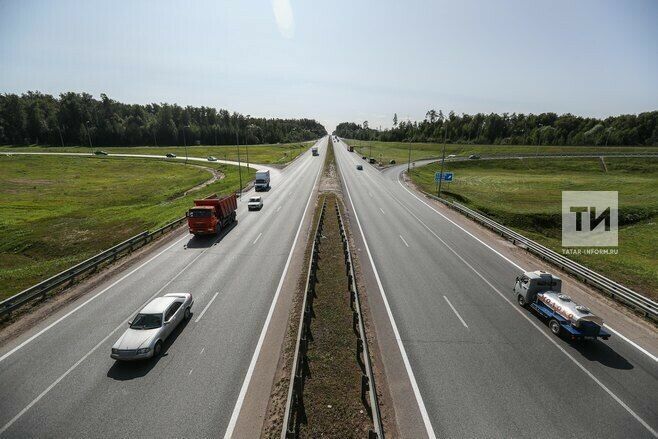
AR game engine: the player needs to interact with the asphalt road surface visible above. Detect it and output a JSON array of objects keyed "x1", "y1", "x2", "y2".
[
  {"x1": 0, "y1": 139, "x2": 326, "y2": 438},
  {"x1": 333, "y1": 139, "x2": 658, "y2": 438}
]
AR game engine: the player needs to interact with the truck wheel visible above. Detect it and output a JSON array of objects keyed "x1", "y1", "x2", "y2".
[
  {"x1": 517, "y1": 295, "x2": 526, "y2": 308},
  {"x1": 184, "y1": 307, "x2": 191, "y2": 320},
  {"x1": 549, "y1": 319, "x2": 561, "y2": 336}
]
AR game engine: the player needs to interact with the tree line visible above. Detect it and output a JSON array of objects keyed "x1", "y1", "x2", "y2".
[
  {"x1": 335, "y1": 110, "x2": 658, "y2": 146},
  {"x1": 0, "y1": 91, "x2": 327, "y2": 147}
]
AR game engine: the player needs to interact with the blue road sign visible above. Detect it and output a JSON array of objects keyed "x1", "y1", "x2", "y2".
[{"x1": 435, "y1": 172, "x2": 454, "y2": 182}]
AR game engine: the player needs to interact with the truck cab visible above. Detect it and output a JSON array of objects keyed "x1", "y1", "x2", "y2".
[
  {"x1": 312, "y1": 147, "x2": 319, "y2": 156},
  {"x1": 254, "y1": 170, "x2": 271, "y2": 191}
]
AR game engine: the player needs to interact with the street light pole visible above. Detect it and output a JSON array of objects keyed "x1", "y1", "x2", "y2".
[
  {"x1": 437, "y1": 122, "x2": 448, "y2": 198},
  {"x1": 407, "y1": 142, "x2": 412, "y2": 173},
  {"x1": 182, "y1": 125, "x2": 190, "y2": 165},
  {"x1": 85, "y1": 120, "x2": 93, "y2": 153},
  {"x1": 236, "y1": 131, "x2": 243, "y2": 198}
]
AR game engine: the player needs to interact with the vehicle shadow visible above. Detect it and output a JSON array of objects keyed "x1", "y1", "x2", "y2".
[
  {"x1": 572, "y1": 340, "x2": 634, "y2": 370},
  {"x1": 184, "y1": 220, "x2": 237, "y2": 249},
  {"x1": 106, "y1": 318, "x2": 191, "y2": 381}
]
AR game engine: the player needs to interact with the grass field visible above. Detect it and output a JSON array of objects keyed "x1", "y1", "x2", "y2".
[
  {"x1": 0, "y1": 155, "x2": 253, "y2": 300},
  {"x1": 346, "y1": 139, "x2": 658, "y2": 165},
  {"x1": 409, "y1": 157, "x2": 658, "y2": 299},
  {"x1": 1, "y1": 140, "x2": 315, "y2": 165}
]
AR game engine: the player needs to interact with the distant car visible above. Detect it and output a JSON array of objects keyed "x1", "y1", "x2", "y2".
[
  {"x1": 468, "y1": 154, "x2": 480, "y2": 160},
  {"x1": 94, "y1": 150, "x2": 108, "y2": 155},
  {"x1": 207, "y1": 156, "x2": 218, "y2": 162},
  {"x1": 362, "y1": 156, "x2": 367, "y2": 160},
  {"x1": 356, "y1": 164, "x2": 363, "y2": 170},
  {"x1": 447, "y1": 154, "x2": 456, "y2": 158},
  {"x1": 389, "y1": 159, "x2": 396, "y2": 164},
  {"x1": 111, "y1": 293, "x2": 193, "y2": 361},
  {"x1": 248, "y1": 196, "x2": 263, "y2": 211},
  {"x1": 369, "y1": 158, "x2": 376, "y2": 164},
  {"x1": 166, "y1": 153, "x2": 177, "y2": 158}
]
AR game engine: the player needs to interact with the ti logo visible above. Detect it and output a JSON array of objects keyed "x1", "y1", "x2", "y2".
[{"x1": 562, "y1": 191, "x2": 618, "y2": 247}]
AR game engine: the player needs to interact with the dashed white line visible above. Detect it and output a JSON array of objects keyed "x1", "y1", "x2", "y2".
[
  {"x1": 443, "y1": 296, "x2": 469, "y2": 328},
  {"x1": 188, "y1": 369, "x2": 194, "y2": 376},
  {"x1": 200, "y1": 347, "x2": 205, "y2": 355},
  {"x1": 252, "y1": 232, "x2": 262, "y2": 244},
  {"x1": 276, "y1": 205, "x2": 282, "y2": 213},
  {"x1": 399, "y1": 235, "x2": 409, "y2": 247},
  {"x1": 379, "y1": 207, "x2": 385, "y2": 214},
  {"x1": 195, "y1": 291, "x2": 220, "y2": 323}
]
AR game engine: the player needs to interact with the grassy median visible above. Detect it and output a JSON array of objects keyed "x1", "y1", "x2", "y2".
[
  {"x1": 0, "y1": 154, "x2": 253, "y2": 300},
  {"x1": 348, "y1": 139, "x2": 658, "y2": 165},
  {"x1": 1, "y1": 141, "x2": 314, "y2": 165},
  {"x1": 410, "y1": 157, "x2": 658, "y2": 299}
]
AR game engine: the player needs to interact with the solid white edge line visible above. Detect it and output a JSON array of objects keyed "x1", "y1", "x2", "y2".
[
  {"x1": 398, "y1": 172, "x2": 658, "y2": 363},
  {"x1": 390, "y1": 173, "x2": 656, "y2": 436},
  {"x1": 0, "y1": 233, "x2": 190, "y2": 364},
  {"x1": 399, "y1": 235, "x2": 410, "y2": 247},
  {"x1": 397, "y1": 175, "x2": 525, "y2": 272},
  {"x1": 252, "y1": 232, "x2": 263, "y2": 245},
  {"x1": 443, "y1": 296, "x2": 469, "y2": 329},
  {"x1": 0, "y1": 243, "x2": 212, "y2": 435},
  {"x1": 336, "y1": 149, "x2": 437, "y2": 438},
  {"x1": 223, "y1": 140, "x2": 324, "y2": 438},
  {"x1": 195, "y1": 291, "x2": 220, "y2": 323}
]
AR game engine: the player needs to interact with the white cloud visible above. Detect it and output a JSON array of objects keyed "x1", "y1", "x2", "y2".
[{"x1": 272, "y1": 0, "x2": 294, "y2": 39}]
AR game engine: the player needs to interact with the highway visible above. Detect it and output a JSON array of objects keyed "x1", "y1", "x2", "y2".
[
  {"x1": 333, "y1": 139, "x2": 658, "y2": 438},
  {"x1": 0, "y1": 138, "x2": 326, "y2": 438}
]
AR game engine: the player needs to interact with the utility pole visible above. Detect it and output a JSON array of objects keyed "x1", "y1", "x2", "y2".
[
  {"x1": 407, "y1": 142, "x2": 412, "y2": 173},
  {"x1": 236, "y1": 131, "x2": 243, "y2": 198}
]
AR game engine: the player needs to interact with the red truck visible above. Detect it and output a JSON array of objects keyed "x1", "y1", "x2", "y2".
[{"x1": 187, "y1": 193, "x2": 237, "y2": 236}]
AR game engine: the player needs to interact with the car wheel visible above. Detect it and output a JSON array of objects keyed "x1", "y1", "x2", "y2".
[
  {"x1": 153, "y1": 340, "x2": 163, "y2": 357},
  {"x1": 548, "y1": 319, "x2": 561, "y2": 336},
  {"x1": 184, "y1": 307, "x2": 191, "y2": 320},
  {"x1": 517, "y1": 295, "x2": 526, "y2": 307}
]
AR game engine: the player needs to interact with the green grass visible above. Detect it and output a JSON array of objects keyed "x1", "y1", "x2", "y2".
[
  {"x1": 410, "y1": 157, "x2": 658, "y2": 299},
  {"x1": 1, "y1": 140, "x2": 315, "y2": 165},
  {"x1": 346, "y1": 139, "x2": 658, "y2": 165},
  {"x1": 0, "y1": 155, "x2": 253, "y2": 300}
]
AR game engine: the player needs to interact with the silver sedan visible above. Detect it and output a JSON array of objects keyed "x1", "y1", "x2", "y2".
[{"x1": 111, "y1": 293, "x2": 193, "y2": 361}]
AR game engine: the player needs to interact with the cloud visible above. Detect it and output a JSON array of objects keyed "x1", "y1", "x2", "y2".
[{"x1": 272, "y1": 0, "x2": 294, "y2": 39}]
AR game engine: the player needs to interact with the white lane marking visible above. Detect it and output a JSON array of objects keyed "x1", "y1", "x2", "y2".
[
  {"x1": 200, "y1": 347, "x2": 205, "y2": 355},
  {"x1": 397, "y1": 176, "x2": 525, "y2": 272},
  {"x1": 252, "y1": 232, "x2": 262, "y2": 245},
  {"x1": 387, "y1": 178, "x2": 657, "y2": 437},
  {"x1": 188, "y1": 369, "x2": 194, "y2": 376},
  {"x1": 0, "y1": 233, "x2": 190, "y2": 364},
  {"x1": 336, "y1": 157, "x2": 437, "y2": 438},
  {"x1": 399, "y1": 235, "x2": 409, "y2": 247},
  {"x1": 379, "y1": 207, "x2": 385, "y2": 214},
  {"x1": 443, "y1": 296, "x2": 468, "y2": 329},
  {"x1": 368, "y1": 191, "x2": 374, "y2": 197},
  {"x1": 0, "y1": 245, "x2": 211, "y2": 435},
  {"x1": 224, "y1": 141, "x2": 324, "y2": 438},
  {"x1": 603, "y1": 325, "x2": 657, "y2": 362},
  {"x1": 398, "y1": 173, "x2": 658, "y2": 363},
  {"x1": 195, "y1": 292, "x2": 220, "y2": 323},
  {"x1": 276, "y1": 205, "x2": 282, "y2": 213}
]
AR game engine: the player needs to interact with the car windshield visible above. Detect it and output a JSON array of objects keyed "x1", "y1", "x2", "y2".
[
  {"x1": 130, "y1": 313, "x2": 162, "y2": 329},
  {"x1": 249, "y1": 197, "x2": 260, "y2": 202}
]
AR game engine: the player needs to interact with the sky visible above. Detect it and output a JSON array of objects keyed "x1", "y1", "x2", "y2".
[{"x1": 1, "y1": 0, "x2": 657, "y2": 132}]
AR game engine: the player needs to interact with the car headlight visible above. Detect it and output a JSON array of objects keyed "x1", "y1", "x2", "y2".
[
  {"x1": 111, "y1": 348, "x2": 118, "y2": 354},
  {"x1": 137, "y1": 348, "x2": 151, "y2": 354}
]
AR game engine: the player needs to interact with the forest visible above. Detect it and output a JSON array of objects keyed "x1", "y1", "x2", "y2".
[
  {"x1": 0, "y1": 92, "x2": 327, "y2": 147},
  {"x1": 335, "y1": 110, "x2": 658, "y2": 146}
]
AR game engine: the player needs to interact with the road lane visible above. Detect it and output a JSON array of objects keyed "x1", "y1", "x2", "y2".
[
  {"x1": 0, "y1": 138, "x2": 326, "y2": 438},
  {"x1": 334, "y1": 139, "x2": 658, "y2": 438}
]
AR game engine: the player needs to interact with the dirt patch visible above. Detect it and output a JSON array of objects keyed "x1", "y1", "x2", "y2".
[{"x1": 175, "y1": 165, "x2": 224, "y2": 199}]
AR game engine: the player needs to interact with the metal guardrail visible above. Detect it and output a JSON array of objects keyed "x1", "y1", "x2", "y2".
[
  {"x1": 422, "y1": 191, "x2": 658, "y2": 323},
  {"x1": 281, "y1": 198, "x2": 384, "y2": 438},
  {"x1": 0, "y1": 216, "x2": 187, "y2": 320},
  {"x1": 282, "y1": 198, "x2": 326, "y2": 437},
  {"x1": 336, "y1": 201, "x2": 384, "y2": 438}
]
